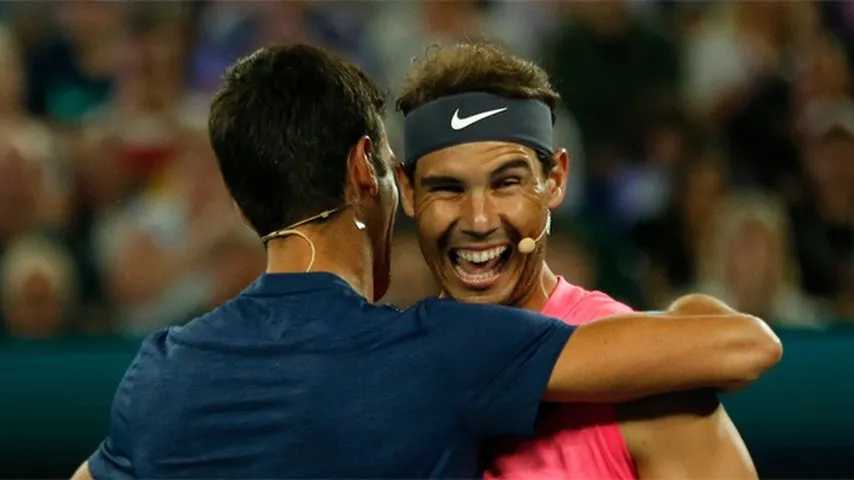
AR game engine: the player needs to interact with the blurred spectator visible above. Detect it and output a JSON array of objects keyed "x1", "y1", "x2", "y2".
[
  {"x1": 632, "y1": 150, "x2": 729, "y2": 308},
  {"x1": 369, "y1": 0, "x2": 487, "y2": 90},
  {"x1": 93, "y1": 129, "x2": 263, "y2": 334},
  {"x1": 99, "y1": 4, "x2": 193, "y2": 181},
  {"x1": 683, "y1": 3, "x2": 815, "y2": 119},
  {"x1": 186, "y1": 1, "x2": 258, "y2": 93},
  {"x1": 60, "y1": 123, "x2": 137, "y2": 319},
  {"x1": 0, "y1": 129, "x2": 69, "y2": 252},
  {"x1": 790, "y1": 105, "x2": 854, "y2": 319},
  {"x1": 0, "y1": 134, "x2": 40, "y2": 251},
  {"x1": 698, "y1": 192, "x2": 828, "y2": 328},
  {"x1": 610, "y1": 105, "x2": 702, "y2": 229},
  {"x1": 793, "y1": 33, "x2": 852, "y2": 124},
  {"x1": 0, "y1": 26, "x2": 70, "y2": 239},
  {"x1": 540, "y1": 1, "x2": 679, "y2": 224},
  {"x1": 63, "y1": 5, "x2": 200, "y2": 317},
  {"x1": 543, "y1": 1, "x2": 679, "y2": 163},
  {"x1": 190, "y1": 2, "x2": 379, "y2": 93},
  {"x1": 23, "y1": 2, "x2": 124, "y2": 123},
  {"x1": 1, "y1": 236, "x2": 78, "y2": 338},
  {"x1": 683, "y1": 3, "x2": 813, "y2": 191}
]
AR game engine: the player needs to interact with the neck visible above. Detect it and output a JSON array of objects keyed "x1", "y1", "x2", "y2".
[
  {"x1": 265, "y1": 215, "x2": 374, "y2": 301},
  {"x1": 516, "y1": 261, "x2": 559, "y2": 312}
]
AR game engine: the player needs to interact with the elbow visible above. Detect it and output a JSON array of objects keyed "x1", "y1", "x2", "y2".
[
  {"x1": 735, "y1": 316, "x2": 783, "y2": 383},
  {"x1": 751, "y1": 316, "x2": 783, "y2": 374}
]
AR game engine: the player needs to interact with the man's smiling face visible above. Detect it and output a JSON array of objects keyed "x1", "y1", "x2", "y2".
[{"x1": 398, "y1": 141, "x2": 566, "y2": 305}]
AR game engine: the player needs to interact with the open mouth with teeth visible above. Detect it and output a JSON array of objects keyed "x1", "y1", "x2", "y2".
[{"x1": 448, "y1": 244, "x2": 513, "y2": 289}]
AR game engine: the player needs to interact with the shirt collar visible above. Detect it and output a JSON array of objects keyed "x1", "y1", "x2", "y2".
[{"x1": 244, "y1": 272, "x2": 358, "y2": 297}]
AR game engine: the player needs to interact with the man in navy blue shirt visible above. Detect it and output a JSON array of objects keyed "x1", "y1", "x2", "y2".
[{"x1": 73, "y1": 44, "x2": 781, "y2": 479}]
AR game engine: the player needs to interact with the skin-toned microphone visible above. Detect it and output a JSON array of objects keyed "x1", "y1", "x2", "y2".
[{"x1": 518, "y1": 210, "x2": 551, "y2": 254}]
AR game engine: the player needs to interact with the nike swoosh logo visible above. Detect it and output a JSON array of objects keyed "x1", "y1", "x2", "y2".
[{"x1": 450, "y1": 107, "x2": 508, "y2": 130}]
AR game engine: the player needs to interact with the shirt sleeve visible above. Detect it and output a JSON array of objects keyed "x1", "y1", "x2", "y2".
[
  {"x1": 88, "y1": 437, "x2": 134, "y2": 480},
  {"x1": 87, "y1": 355, "x2": 139, "y2": 480},
  {"x1": 88, "y1": 330, "x2": 167, "y2": 479},
  {"x1": 576, "y1": 290, "x2": 633, "y2": 323},
  {"x1": 421, "y1": 299, "x2": 574, "y2": 438}
]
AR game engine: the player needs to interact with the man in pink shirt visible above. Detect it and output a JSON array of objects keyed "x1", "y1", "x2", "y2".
[{"x1": 396, "y1": 42, "x2": 760, "y2": 478}]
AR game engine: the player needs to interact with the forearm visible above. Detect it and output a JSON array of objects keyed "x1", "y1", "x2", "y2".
[{"x1": 544, "y1": 307, "x2": 782, "y2": 402}]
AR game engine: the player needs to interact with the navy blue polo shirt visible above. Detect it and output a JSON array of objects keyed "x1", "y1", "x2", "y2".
[{"x1": 88, "y1": 272, "x2": 573, "y2": 478}]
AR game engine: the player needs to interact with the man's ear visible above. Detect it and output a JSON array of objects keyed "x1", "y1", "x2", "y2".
[
  {"x1": 395, "y1": 164, "x2": 416, "y2": 218},
  {"x1": 346, "y1": 136, "x2": 379, "y2": 204},
  {"x1": 547, "y1": 148, "x2": 570, "y2": 209}
]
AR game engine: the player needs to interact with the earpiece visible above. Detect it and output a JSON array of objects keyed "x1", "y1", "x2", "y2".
[{"x1": 518, "y1": 210, "x2": 551, "y2": 254}]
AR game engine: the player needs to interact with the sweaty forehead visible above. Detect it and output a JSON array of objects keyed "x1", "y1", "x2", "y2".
[{"x1": 415, "y1": 141, "x2": 540, "y2": 180}]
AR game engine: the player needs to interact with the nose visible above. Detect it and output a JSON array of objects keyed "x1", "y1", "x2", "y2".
[{"x1": 459, "y1": 190, "x2": 499, "y2": 239}]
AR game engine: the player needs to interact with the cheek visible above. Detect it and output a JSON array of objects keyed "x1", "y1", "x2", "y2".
[
  {"x1": 498, "y1": 188, "x2": 547, "y2": 231},
  {"x1": 517, "y1": 183, "x2": 548, "y2": 206},
  {"x1": 415, "y1": 198, "x2": 457, "y2": 249}
]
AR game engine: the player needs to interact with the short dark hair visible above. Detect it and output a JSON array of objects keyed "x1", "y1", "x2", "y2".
[
  {"x1": 396, "y1": 42, "x2": 560, "y2": 178},
  {"x1": 209, "y1": 44, "x2": 386, "y2": 237}
]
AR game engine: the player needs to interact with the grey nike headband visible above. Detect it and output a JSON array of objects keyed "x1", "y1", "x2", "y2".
[{"x1": 403, "y1": 92, "x2": 554, "y2": 166}]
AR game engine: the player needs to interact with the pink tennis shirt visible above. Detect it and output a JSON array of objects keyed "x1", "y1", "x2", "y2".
[{"x1": 484, "y1": 277, "x2": 638, "y2": 479}]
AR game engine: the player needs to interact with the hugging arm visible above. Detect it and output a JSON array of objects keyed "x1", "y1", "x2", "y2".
[{"x1": 544, "y1": 294, "x2": 782, "y2": 402}]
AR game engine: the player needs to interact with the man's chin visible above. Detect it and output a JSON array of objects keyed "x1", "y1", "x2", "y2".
[{"x1": 443, "y1": 281, "x2": 516, "y2": 306}]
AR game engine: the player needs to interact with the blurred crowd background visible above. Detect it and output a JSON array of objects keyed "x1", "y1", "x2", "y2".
[
  {"x1": 1, "y1": 0, "x2": 852, "y2": 339},
  {"x1": 0, "y1": 1, "x2": 853, "y2": 478}
]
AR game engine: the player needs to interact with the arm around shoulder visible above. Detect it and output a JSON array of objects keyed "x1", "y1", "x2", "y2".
[
  {"x1": 669, "y1": 293, "x2": 783, "y2": 391},
  {"x1": 543, "y1": 294, "x2": 782, "y2": 402}
]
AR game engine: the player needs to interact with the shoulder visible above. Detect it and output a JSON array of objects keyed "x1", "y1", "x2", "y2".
[
  {"x1": 577, "y1": 289, "x2": 633, "y2": 318},
  {"x1": 397, "y1": 298, "x2": 571, "y2": 355},
  {"x1": 118, "y1": 328, "x2": 172, "y2": 394},
  {"x1": 103, "y1": 329, "x2": 173, "y2": 444},
  {"x1": 550, "y1": 278, "x2": 633, "y2": 325},
  {"x1": 411, "y1": 297, "x2": 562, "y2": 331}
]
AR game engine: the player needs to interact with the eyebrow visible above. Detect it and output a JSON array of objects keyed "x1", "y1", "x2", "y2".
[
  {"x1": 490, "y1": 158, "x2": 532, "y2": 179},
  {"x1": 419, "y1": 175, "x2": 463, "y2": 189},
  {"x1": 419, "y1": 158, "x2": 534, "y2": 188}
]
